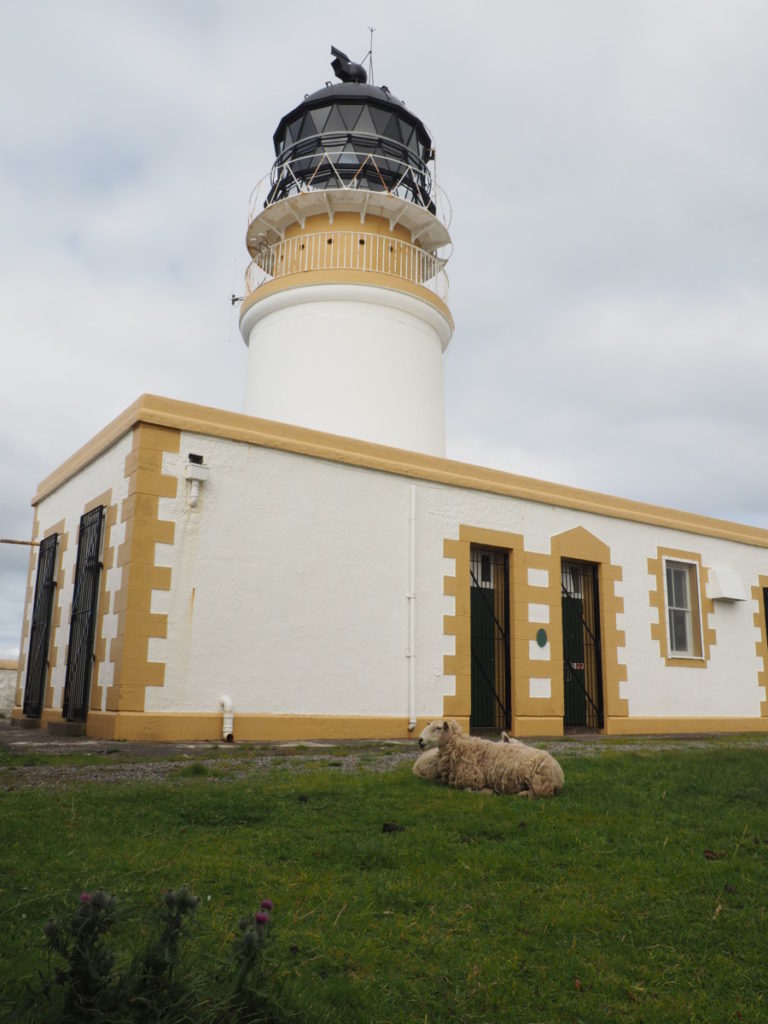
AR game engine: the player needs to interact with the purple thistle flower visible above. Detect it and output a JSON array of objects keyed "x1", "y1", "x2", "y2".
[
  {"x1": 254, "y1": 911, "x2": 270, "y2": 925},
  {"x1": 79, "y1": 893, "x2": 92, "y2": 903},
  {"x1": 260, "y1": 899, "x2": 274, "y2": 911}
]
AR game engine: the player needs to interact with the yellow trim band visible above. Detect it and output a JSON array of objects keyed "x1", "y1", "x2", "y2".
[
  {"x1": 79, "y1": 712, "x2": 452, "y2": 743},
  {"x1": 240, "y1": 269, "x2": 453, "y2": 327},
  {"x1": 511, "y1": 716, "x2": 564, "y2": 737},
  {"x1": 605, "y1": 716, "x2": 768, "y2": 735}
]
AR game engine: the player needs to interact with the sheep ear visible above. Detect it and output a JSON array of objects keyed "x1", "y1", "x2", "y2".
[{"x1": 442, "y1": 721, "x2": 449, "y2": 732}]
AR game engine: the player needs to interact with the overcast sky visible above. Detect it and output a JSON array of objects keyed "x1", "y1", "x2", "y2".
[{"x1": 2, "y1": 0, "x2": 768, "y2": 657}]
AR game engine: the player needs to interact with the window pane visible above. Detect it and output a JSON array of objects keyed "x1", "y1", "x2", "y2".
[
  {"x1": 666, "y1": 564, "x2": 689, "y2": 610},
  {"x1": 340, "y1": 103, "x2": 363, "y2": 130},
  {"x1": 370, "y1": 106, "x2": 391, "y2": 134},
  {"x1": 308, "y1": 108, "x2": 330, "y2": 134},
  {"x1": 324, "y1": 105, "x2": 347, "y2": 133},
  {"x1": 677, "y1": 567, "x2": 689, "y2": 608},
  {"x1": 665, "y1": 565, "x2": 677, "y2": 605},
  {"x1": 382, "y1": 113, "x2": 402, "y2": 142},
  {"x1": 667, "y1": 567, "x2": 679, "y2": 607},
  {"x1": 296, "y1": 113, "x2": 315, "y2": 139},
  {"x1": 354, "y1": 106, "x2": 377, "y2": 136},
  {"x1": 669, "y1": 609, "x2": 690, "y2": 653}
]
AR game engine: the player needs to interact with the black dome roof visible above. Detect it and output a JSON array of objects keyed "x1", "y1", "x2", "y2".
[{"x1": 272, "y1": 81, "x2": 433, "y2": 157}]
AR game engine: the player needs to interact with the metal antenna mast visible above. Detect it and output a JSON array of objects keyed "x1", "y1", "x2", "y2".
[{"x1": 366, "y1": 26, "x2": 375, "y2": 84}]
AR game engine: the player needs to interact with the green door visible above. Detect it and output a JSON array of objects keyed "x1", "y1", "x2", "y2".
[
  {"x1": 470, "y1": 585, "x2": 498, "y2": 728},
  {"x1": 561, "y1": 560, "x2": 604, "y2": 730},
  {"x1": 470, "y1": 547, "x2": 511, "y2": 731},
  {"x1": 562, "y1": 588, "x2": 587, "y2": 727}
]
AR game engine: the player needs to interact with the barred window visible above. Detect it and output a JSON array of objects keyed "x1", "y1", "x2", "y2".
[
  {"x1": 62, "y1": 506, "x2": 104, "y2": 722},
  {"x1": 22, "y1": 533, "x2": 59, "y2": 718}
]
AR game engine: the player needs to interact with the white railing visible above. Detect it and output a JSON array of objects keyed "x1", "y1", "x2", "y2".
[
  {"x1": 245, "y1": 231, "x2": 450, "y2": 302},
  {"x1": 248, "y1": 149, "x2": 452, "y2": 230}
]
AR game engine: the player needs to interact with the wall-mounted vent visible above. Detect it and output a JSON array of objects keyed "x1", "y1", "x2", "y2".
[{"x1": 708, "y1": 568, "x2": 746, "y2": 602}]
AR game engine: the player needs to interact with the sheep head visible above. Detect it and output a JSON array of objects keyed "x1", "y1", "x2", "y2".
[{"x1": 417, "y1": 719, "x2": 461, "y2": 748}]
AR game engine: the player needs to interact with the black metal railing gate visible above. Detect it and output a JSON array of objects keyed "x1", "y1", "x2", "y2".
[
  {"x1": 62, "y1": 507, "x2": 104, "y2": 722},
  {"x1": 561, "y1": 559, "x2": 604, "y2": 730},
  {"x1": 22, "y1": 533, "x2": 59, "y2": 718},
  {"x1": 469, "y1": 547, "x2": 511, "y2": 732}
]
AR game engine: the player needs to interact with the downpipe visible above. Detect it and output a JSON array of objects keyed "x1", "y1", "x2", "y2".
[
  {"x1": 220, "y1": 695, "x2": 234, "y2": 742},
  {"x1": 408, "y1": 486, "x2": 417, "y2": 731}
]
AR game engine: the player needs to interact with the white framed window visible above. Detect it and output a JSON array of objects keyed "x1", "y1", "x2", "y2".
[{"x1": 664, "y1": 559, "x2": 703, "y2": 658}]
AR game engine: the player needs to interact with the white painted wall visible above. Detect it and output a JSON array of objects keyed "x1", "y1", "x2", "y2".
[
  {"x1": 149, "y1": 436, "x2": 455, "y2": 720},
  {"x1": 240, "y1": 284, "x2": 452, "y2": 457},
  {"x1": 22, "y1": 435, "x2": 132, "y2": 712},
  {"x1": 147, "y1": 432, "x2": 768, "y2": 723}
]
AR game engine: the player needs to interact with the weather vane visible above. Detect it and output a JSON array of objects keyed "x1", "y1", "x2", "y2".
[{"x1": 330, "y1": 45, "x2": 367, "y2": 84}]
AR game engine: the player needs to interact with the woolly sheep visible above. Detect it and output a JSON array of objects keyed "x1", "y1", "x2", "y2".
[
  {"x1": 412, "y1": 730, "x2": 516, "y2": 782},
  {"x1": 412, "y1": 746, "x2": 443, "y2": 781},
  {"x1": 417, "y1": 719, "x2": 564, "y2": 797}
]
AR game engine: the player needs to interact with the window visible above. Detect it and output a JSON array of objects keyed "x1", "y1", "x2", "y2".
[
  {"x1": 22, "y1": 532, "x2": 59, "y2": 718},
  {"x1": 62, "y1": 507, "x2": 105, "y2": 722},
  {"x1": 664, "y1": 559, "x2": 703, "y2": 658}
]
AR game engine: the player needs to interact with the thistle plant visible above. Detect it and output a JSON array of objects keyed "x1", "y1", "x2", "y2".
[
  {"x1": 21, "y1": 889, "x2": 281, "y2": 1023},
  {"x1": 231, "y1": 898, "x2": 275, "y2": 1000},
  {"x1": 42, "y1": 890, "x2": 117, "y2": 1015},
  {"x1": 132, "y1": 885, "x2": 200, "y2": 1007}
]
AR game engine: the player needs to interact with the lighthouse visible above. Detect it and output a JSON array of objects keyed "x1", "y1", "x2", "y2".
[{"x1": 239, "y1": 47, "x2": 454, "y2": 457}]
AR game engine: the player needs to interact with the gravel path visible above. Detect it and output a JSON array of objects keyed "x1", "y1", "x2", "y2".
[
  {"x1": 0, "y1": 749, "x2": 420, "y2": 791},
  {"x1": 2, "y1": 719, "x2": 766, "y2": 791}
]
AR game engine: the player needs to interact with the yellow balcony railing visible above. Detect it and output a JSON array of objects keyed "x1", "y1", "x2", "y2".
[{"x1": 245, "y1": 230, "x2": 449, "y2": 302}]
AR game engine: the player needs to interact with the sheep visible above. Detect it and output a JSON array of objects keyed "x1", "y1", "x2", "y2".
[
  {"x1": 412, "y1": 745, "x2": 443, "y2": 781},
  {"x1": 417, "y1": 719, "x2": 564, "y2": 797},
  {"x1": 412, "y1": 729, "x2": 517, "y2": 783}
]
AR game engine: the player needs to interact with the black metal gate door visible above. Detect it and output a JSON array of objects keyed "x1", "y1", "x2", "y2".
[
  {"x1": 470, "y1": 547, "x2": 511, "y2": 732},
  {"x1": 561, "y1": 559, "x2": 604, "y2": 729},
  {"x1": 22, "y1": 533, "x2": 59, "y2": 718},
  {"x1": 62, "y1": 507, "x2": 104, "y2": 722}
]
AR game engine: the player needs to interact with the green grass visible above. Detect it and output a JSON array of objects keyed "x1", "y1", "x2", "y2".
[{"x1": 1, "y1": 743, "x2": 767, "y2": 1022}]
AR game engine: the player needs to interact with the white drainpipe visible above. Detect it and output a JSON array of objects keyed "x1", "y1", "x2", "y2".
[
  {"x1": 220, "y1": 695, "x2": 234, "y2": 742},
  {"x1": 408, "y1": 485, "x2": 417, "y2": 731}
]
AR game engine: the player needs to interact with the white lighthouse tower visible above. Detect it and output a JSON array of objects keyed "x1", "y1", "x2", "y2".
[{"x1": 239, "y1": 47, "x2": 453, "y2": 457}]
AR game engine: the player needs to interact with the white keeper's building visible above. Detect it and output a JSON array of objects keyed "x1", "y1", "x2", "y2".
[{"x1": 12, "y1": 53, "x2": 768, "y2": 742}]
